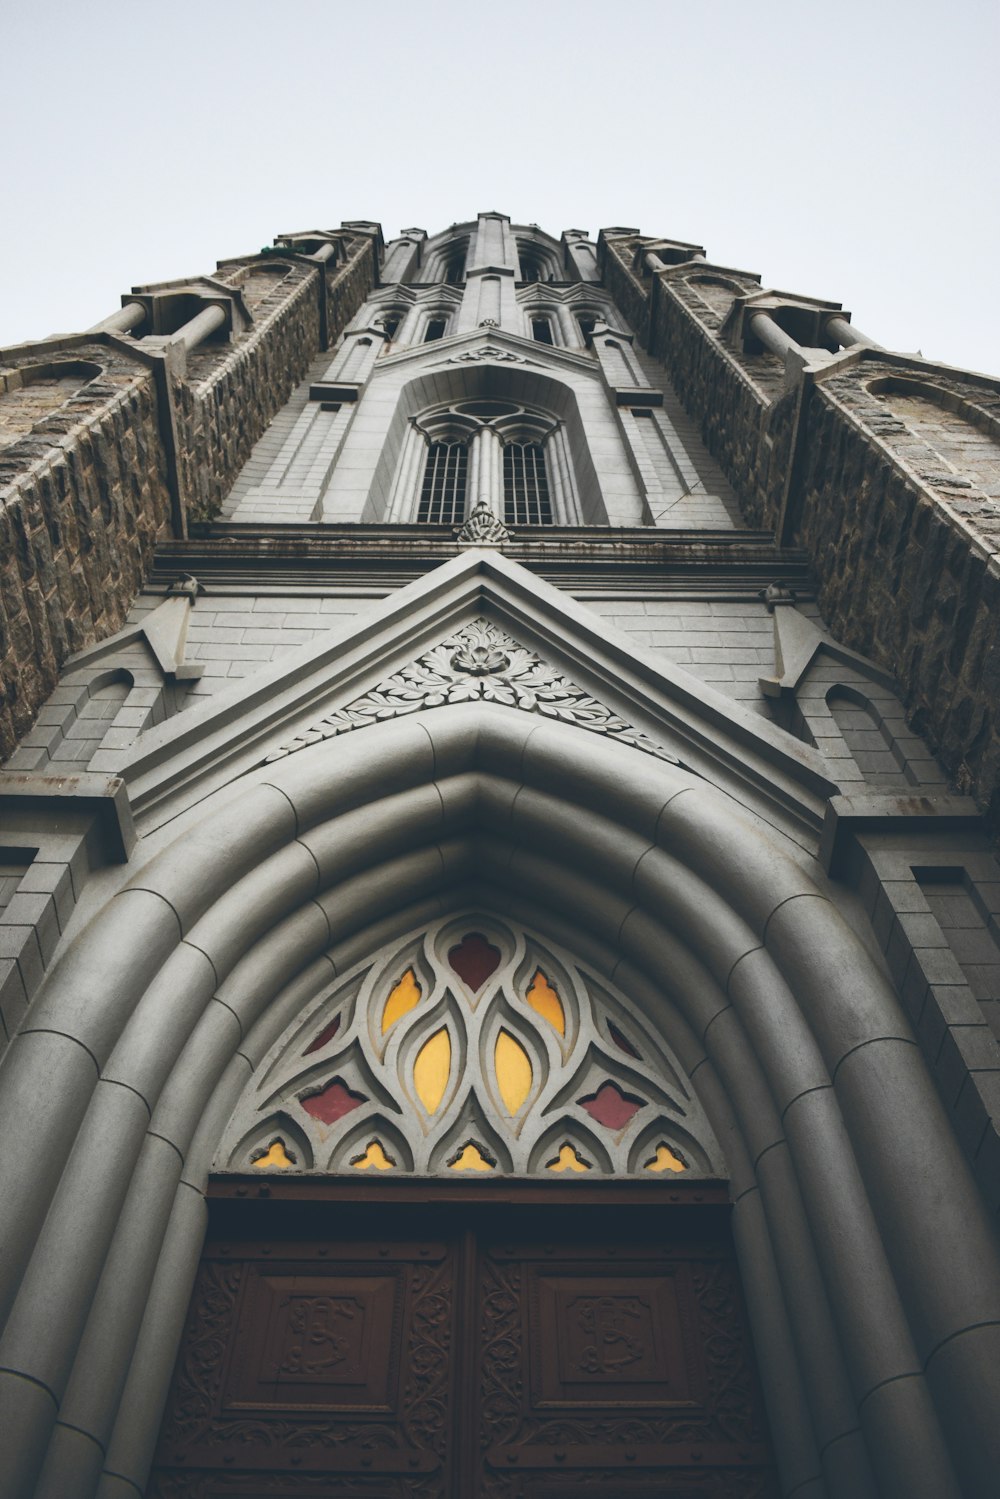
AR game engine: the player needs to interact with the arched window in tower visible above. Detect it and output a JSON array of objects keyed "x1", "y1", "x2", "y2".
[
  {"x1": 516, "y1": 238, "x2": 561, "y2": 284},
  {"x1": 418, "y1": 441, "x2": 468, "y2": 523},
  {"x1": 443, "y1": 251, "x2": 466, "y2": 285},
  {"x1": 504, "y1": 441, "x2": 552, "y2": 525},
  {"x1": 424, "y1": 317, "x2": 448, "y2": 343},
  {"x1": 530, "y1": 316, "x2": 554, "y2": 345},
  {"x1": 577, "y1": 312, "x2": 598, "y2": 344},
  {"x1": 391, "y1": 399, "x2": 579, "y2": 526},
  {"x1": 379, "y1": 310, "x2": 403, "y2": 339}
]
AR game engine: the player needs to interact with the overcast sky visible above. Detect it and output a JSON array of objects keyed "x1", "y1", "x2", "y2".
[{"x1": 4, "y1": 0, "x2": 998, "y2": 375}]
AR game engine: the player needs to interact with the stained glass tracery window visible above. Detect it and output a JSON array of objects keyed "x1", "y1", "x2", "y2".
[{"x1": 223, "y1": 916, "x2": 719, "y2": 1180}]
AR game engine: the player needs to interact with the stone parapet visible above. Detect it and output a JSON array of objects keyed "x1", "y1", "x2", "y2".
[
  {"x1": 179, "y1": 237, "x2": 377, "y2": 525},
  {"x1": 601, "y1": 229, "x2": 1000, "y2": 833},
  {"x1": 795, "y1": 354, "x2": 1000, "y2": 825},
  {"x1": 0, "y1": 337, "x2": 173, "y2": 757},
  {"x1": 0, "y1": 236, "x2": 378, "y2": 760}
]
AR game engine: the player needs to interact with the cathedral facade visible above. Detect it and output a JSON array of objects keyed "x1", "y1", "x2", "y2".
[{"x1": 0, "y1": 214, "x2": 999, "y2": 1498}]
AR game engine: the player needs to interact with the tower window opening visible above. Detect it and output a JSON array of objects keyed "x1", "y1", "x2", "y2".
[
  {"x1": 380, "y1": 313, "x2": 402, "y2": 339},
  {"x1": 577, "y1": 314, "x2": 597, "y2": 344},
  {"x1": 424, "y1": 317, "x2": 448, "y2": 343},
  {"x1": 444, "y1": 254, "x2": 465, "y2": 285},
  {"x1": 418, "y1": 441, "x2": 467, "y2": 524},
  {"x1": 504, "y1": 442, "x2": 552, "y2": 525},
  {"x1": 531, "y1": 317, "x2": 554, "y2": 345}
]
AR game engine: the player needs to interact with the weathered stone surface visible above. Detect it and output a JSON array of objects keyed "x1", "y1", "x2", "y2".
[
  {"x1": 601, "y1": 232, "x2": 1000, "y2": 834},
  {"x1": 179, "y1": 237, "x2": 376, "y2": 526},
  {"x1": 0, "y1": 238, "x2": 376, "y2": 760},
  {"x1": 798, "y1": 362, "x2": 1000, "y2": 827},
  {"x1": 0, "y1": 342, "x2": 172, "y2": 759}
]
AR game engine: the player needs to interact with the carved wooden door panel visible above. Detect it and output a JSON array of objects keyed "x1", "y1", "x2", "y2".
[
  {"x1": 150, "y1": 1200, "x2": 776, "y2": 1498},
  {"x1": 150, "y1": 1229, "x2": 455, "y2": 1498},
  {"x1": 475, "y1": 1223, "x2": 777, "y2": 1498}
]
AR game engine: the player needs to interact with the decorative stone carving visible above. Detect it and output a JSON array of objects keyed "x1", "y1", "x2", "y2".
[
  {"x1": 446, "y1": 345, "x2": 524, "y2": 364},
  {"x1": 455, "y1": 503, "x2": 509, "y2": 546},
  {"x1": 216, "y1": 912, "x2": 718, "y2": 1178},
  {"x1": 263, "y1": 618, "x2": 680, "y2": 765},
  {"x1": 478, "y1": 317, "x2": 500, "y2": 328},
  {"x1": 451, "y1": 636, "x2": 511, "y2": 675},
  {"x1": 759, "y1": 581, "x2": 797, "y2": 610}
]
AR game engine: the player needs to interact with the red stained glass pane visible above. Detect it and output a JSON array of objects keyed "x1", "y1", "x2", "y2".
[
  {"x1": 299, "y1": 1078, "x2": 366, "y2": 1124},
  {"x1": 302, "y1": 1014, "x2": 341, "y2": 1055},
  {"x1": 579, "y1": 1081, "x2": 645, "y2": 1131},
  {"x1": 608, "y1": 1021, "x2": 641, "y2": 1059},
  {"x1": 447, "y1": 932, "x2": 501, "y2": 991}
]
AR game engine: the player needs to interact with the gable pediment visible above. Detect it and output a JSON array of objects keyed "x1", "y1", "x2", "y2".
[
  {"x1": 375, "y1": 324, "x2": 598, "y2": 380},
  {"x1": 263, "y1": 616, "x2": 682, "y2": 769},
  {"x1": 121, "y1": 551, "x2": 836, "y2": 848}
]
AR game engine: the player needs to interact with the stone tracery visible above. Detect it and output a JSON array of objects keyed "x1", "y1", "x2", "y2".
[{"x1": 220, "y1": 914, "x2": 719, "y2": 1178}]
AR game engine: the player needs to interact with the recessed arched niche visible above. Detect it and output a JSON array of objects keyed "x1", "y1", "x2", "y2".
[
  {"x1": 867, "y1": 375, "x2": 1000, "y2": 490},
  {"x1": 231, "y1": 261, "x2": 294, "y2": 314},
  {"x1": 685, "y1": 274, "x2": 744, "y2": 321},
  {"x1": 0, "y1": 359, "x2": 102, "y2": 451}
]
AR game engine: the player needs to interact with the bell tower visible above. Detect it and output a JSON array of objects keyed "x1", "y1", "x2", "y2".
[{"x1": 1, "y1": 213, "x2": 999, "y2": 1499}]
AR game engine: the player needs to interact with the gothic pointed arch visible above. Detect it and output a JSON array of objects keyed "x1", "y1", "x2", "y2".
[{"x1": 2, "y1": 703, "x2": 999, "y2": 1496}]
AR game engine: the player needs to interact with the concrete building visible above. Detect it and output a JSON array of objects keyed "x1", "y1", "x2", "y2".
[{"x1": 0, "y1": 213, "x2": 999, "y2": 1498}]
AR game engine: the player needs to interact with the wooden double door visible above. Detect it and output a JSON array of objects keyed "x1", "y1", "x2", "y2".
[{"x1": 151, "y1": 1190, "x2": 777, "y2": 1498}]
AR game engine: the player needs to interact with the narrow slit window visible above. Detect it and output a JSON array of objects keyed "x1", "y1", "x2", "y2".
[
  {"x1": 503, "y1": 442, "x2": 552, "y2": 525},
  {"x1": 418, "y1": 441, "x2": 467, "y2": 523},
  {"x1": 577, "y1": 314, "x2": 597, "y2": 344},
  {"x1": 531, "y1": 317, "x2": 554, "y2": 345},
  {"x1": 381, "y1": 313, "x2": 402, "y2": 339}
]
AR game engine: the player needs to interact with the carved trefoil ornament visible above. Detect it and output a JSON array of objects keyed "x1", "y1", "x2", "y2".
[
  {"x1": 446, "y1": 344, "x2": 525, "y2": 364},
  {"x1": 455, "y1": 502, "x2": 509, "y2": 546},
  {"x1": 263, "y1": 618, "x2": 680, "y2": 765}
]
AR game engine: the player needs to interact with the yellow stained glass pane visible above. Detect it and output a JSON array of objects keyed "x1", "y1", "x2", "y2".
[
  {"x1": 382, "y1": 967, "x2": 421, "y2": 1033},
  {"x1": 252, "y1": 1139, "x2": 295, "y2": 1169},
  {"x1": 449, "y1": 1143, "x2": 493, "y2": 1172},
  {"x1": 645, "y1": 1143, "x2": 687, "y2": 1174},
  {"x1": 495, "y1": 1030, "x2": 532, "y2": 1114},
  {"x1": 352, "y1": 1140, "x2": 395, "y2": 1172},
  {"x1": 526, "y1": 969, "x2": 565, "y2": 1035},
  {"x1": 547, "y1": 1144, "x2": 590, "y2": 1173},
  {"x1": 413, "y1": 1028, "x2": 451, "y2": 1114}
]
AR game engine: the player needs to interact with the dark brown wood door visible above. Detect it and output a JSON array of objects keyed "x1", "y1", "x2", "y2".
[{"x1": 150, "y1": 1197, "x2": 777, "y2": 1498}]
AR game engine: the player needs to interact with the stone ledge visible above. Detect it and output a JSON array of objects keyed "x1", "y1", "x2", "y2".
[
  {"x1": 820, "y1": 793, "x2": 982, "y2": 876},
  {"x1": 0, "y1": 771, "x2": 136, "y2": 862}
]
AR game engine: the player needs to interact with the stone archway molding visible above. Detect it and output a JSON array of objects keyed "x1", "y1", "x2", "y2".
[{"x1": 0, "y1": 705, "x2": 997, "y2": 1499}]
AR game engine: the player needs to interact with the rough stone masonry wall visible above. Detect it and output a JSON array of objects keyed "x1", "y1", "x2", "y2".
[
  {"x1": 602, "y1": 232, "x2": 1000, "y2": 832},
  {"x1": 0, "y1": 341, "x2": 172, "y2": 757},
  {"x1": 178, "y1": 238, "x2": 377, "y2": 525},
  {"x1": 798, "y1": 364, "x2": 1000, "y2": 824},
  {"x1": 0, "y1": 238, "x2": 377, "y2": 761},
  {"x1": 601, "y1": 238, "x2": 788, "y2": 529},
  {"x1": 649, "y1": 279, "x2": 792, "y2": 530}
]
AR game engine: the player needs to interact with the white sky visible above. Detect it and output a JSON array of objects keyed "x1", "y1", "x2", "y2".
[{"x1": 4, "y1": 0, "x2": 999, "y2": 375}]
